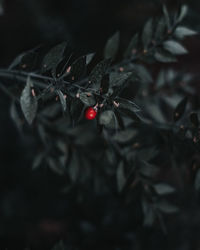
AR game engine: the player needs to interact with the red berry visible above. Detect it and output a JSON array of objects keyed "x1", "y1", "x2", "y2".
[{"x1": 85, "y1": 107, "x2": 97, "y2": 120}]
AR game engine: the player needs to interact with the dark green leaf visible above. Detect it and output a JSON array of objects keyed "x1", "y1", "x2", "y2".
[
  {"x1": 177, "y1": 5, "x2": 188, "y2": 23},
  {"x1": 162, "y1": 5, "x2": 170, "y2": 29},
  {"x1": 190, "y1": 112, "x2": 199, "y2": 128},
  {"x1": 163, "y1": 40, "x2": 188, "y2": 55},
  {"x1": 100, "y1": 74, "x2": 110, "y2": 94},
  {"x1": 10, "y1": 101, "x2": 23, "y2": 131},
  {"x1": 156, "y1": 200, "x2": 179, "y2": 214},
  {"x1": 142, "y1": 198, "x2": 155, "y2": 226},
  {"x1": 154, "y1": 50, "x2": 177, "y2": 63},
  {"x1": 142, "y1": 18, "x2": 153, "y2": 49},
  {"x1": 32, "y1": 153, "x2": 44, "y2": 170},
  {"x1": 89, "y1": 59, "x2": 111, "y2": 89},
  {"x1": 139, "y1": 161, "x2": 158, "y2": 178},
  {"x1": 153, "y1": 183, "x2": 176, "y2": 195},
  {"x1": 20, "y1": 76, "x2": 38, "y2": 125},
  {"x1": 70, "y1": 56, "x2": 86, "y2": 80},
  {"x1": 86, "y1": 53, "x2": 95, "y2": 65},
  {"x1": 154, "y1": 17, "x2": 166, "y2": 40},
  {"x1": 70, "y1": 98, "x2": 84, "y2": 123},
  {"x1": 110, "y1": 72, "x2": 132, "y2": 87},
  {"x1": 133, "y1": 64, "x2": 153, "y2": 83},
  {"x1": 113, "y1": 129, "x2": 137, "y2": 144},
  {"x1": 42, "y1": 42, "x2": 67, "y2": 76},
  {"x1": 124, "y1": 33, "x2": 138, "y2": 58},
  {"x1": 57, "y1": 90, "x2": 67, "y2": 112},
  {"x1": 104, "y1": 31, "x2": 120, "y2": 59},
  {"x1": 116, "y1": 161, "x2": 126, "y2": 192},
  {"x1": 99, "y1": 110, "x2": 117, "y2": 129},
  {"x1": 175, "y1": 26, "x2": 197, "y2": 39},
  {"x1": 47, "y1": 157, "x2": 65, "y2": 175},
  {"x1": 173, "y1": 97, "x2": 187, "y2": 122},
  {"x1": 79, "y1": 92, "x2": 96, "y2": 106}
]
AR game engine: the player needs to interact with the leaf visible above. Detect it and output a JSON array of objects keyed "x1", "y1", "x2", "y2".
[
  {"x1": 113, "y1": 129, "x2": 137, "y2": 144},
  {"x1": 104, "y1": 31, "x2": 120, "y2": 59},
  {"x1": 9, "y1": 47, "x2": 38, "y2": 70},
  {"x1": 116, "y1": 161, "x2": 126, "y2": 192},
  {"x1": 156, "y1": 70, "x2": 165, "y2": 89},
  {"x1": 100, "y1": 74, "x2": 110, "y2": 94},
  {"x1": 32, "y1": 153, "x2": 44, "y2": 170},
  {"x1": 57, "y1": 90, "x2": 67, "y2": 112},
  {"x1": 156, "y1": 200, "x2": 179, "y2": 214},
  {"x1": 154, "y1": 50, "x2": 177, "y2": 63},
  {"x1": 173, "y1": 97, "x2": 187, "y2": 122},
  {"x1": 115, "y1": 97, "x2": 140, "y2": 113},
  {"x1": 10, "y1": 101, "x2": 23, "y2": 131},
  {"x1": 70, "y1": 98, "x2": 84, "y2": 123},
  {"x1": 142, "y1": 18, "x2": 153, "y2": 49},
  {"x1": 162, "y1": 5, "x2": 170, "y2": 29},
  {"x1": 68, "y1": 150, "x2": 80, "y2": 182},
  {"x1": 70, "y1": 56, "x2": 86, "y2": 80},
  {"x1": 177, "y1": 5, "x2": 188, "y2": 23},
  {"x1": 153, "y1": 183, "x2": 176, "y2": 195},
  {"x1": 133, "y1": 64, "x2": 153, "y2": 83},
  {"x1": 47, "y1": 157, "x2": 65, "y2": 175},
  {"x1": 163, "y1": 40, "x2": 188, "y2": 55},
  {"x1": 142, "y1": 198, "x2": 155, "y2": 226},
  {"x1": 190, "y1": 112, "x2": 199, "y2": 128},
  {"x1": 110, "y1": 72, "x2": 132, "y2": 87},
  {"x1": 194, "y1": 169, "x2": 200, "y2": 191},
  {"x1": 86, "y1": 53, "x2": 95, "y2": 65},
  {"x1": 99, "y1": 110, "x2": 117, "y2": 129},
  {"x1": 139, "y1": 161, "x2": 158, "y2": 178},
  {"x1": 175, "y1": 26, "x2": 197, "y2": 39},
  {"x1": 89, "y1": 59, "x2": 111, "y2": 89},
  {"x1": 20, "y1": 76, "x2": 38, "y2": 125},
  {"x1": 154, "y1": 17, "x2": 166, "y2": 40},
  {"x1": 118, "y1": 107, "x2": 141, "y2": 123},
  {"x1": 42, "y1": 42, "x2": 67, "y2": 76},
  {"x1": 79, "y1": 92, "x2": 96, "y2": 106},
  {"x1": 124, "y1": 33, "x2": 139, "y2": 58}
]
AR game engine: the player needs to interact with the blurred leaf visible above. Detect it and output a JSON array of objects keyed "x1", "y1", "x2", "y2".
[
  {"x1": 155, "y1": 17, "x2": 166, "y2": 40},
  {"x1": 70, "y1": 98, "x2": 84, "y2": 123},
  {"x1": 113, "y1": 129, "x2": 137, "y2": 144},
  {"x1": 57, "y1": 90, "x2": 67, "y2": 112},
  {"x1": 20, "y1": 76, "x2": 38, "y2": 125},
  {"x1": 190, "y1": 112, "x2": 199, "y2": 128},
  {"x1": 142, "y1": 198, "x2": 155, "y2": 226},
  {"x1": 86, "y1": 53, "x2": 95, "y2": 65},
  {"x1": 156, "y1": 200, "x2": 179, "y2": 214},
  {"x1": 124, "y1": 33, "x2": 139, "y2": 58},
  {"x1": 155, "y1": 50, "x2": 177, "y2": 63},
  {"x1": 104, "y1": 31, "x2": 120, "y2": 59},
  {"x1": 139, "y1": 161, "x2": 158, "y2": 178},
  {"x1": 153, "y1": 183, "x2": 176, "y2": 195},
  {"x1": 100, "y1": 74, "x2": 110, "y2": 94},
  {"x1": 173, "y1": 97, "x2": 187, "y2": 122},
  {"x1": 10, "y1": 101, "x2": 23, "y2": 131},
  {"x1": 99, "y1": 110, "x2": 117, "y2": 129},
  {"x1": 163, "y1": 40, "x2": 188, "y2": 55},
  {"x1": 32, "y1": 153, "x2": 44, "y2": 170},
  {"x1": 162, "y1": 5, "x2": 170, "y2": 29},
  {"x1": 175, "y1": 26, "x2": 197, "y2": 39},
  {"x1": 177, "y1": 5, "x2": 188, "y2": 23},
  {"x1": 116, "y1": 161, "x2": 126, "y2": 192},
  {"x1": 142, "y1": 18, "x2": 153, "y2": 49},
  {"x1": 47, "y1": 157, "x2": 65, "y2": 175},
  {"x1": 133, "y1": 64, "x2": 153, "y2": 83}
]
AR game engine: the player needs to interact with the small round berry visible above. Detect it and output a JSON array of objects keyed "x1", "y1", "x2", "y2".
[{"x1": 85, "y1": 107, "x2": 97, "y2": 120}]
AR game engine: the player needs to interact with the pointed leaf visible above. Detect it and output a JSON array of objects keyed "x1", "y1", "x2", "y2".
[
  {"x1": 142, "y1": 18, "x2": 153, "y2": 49},
  {"x1": 20, "y1": 76, "x2": 38, "y2": 125},
  {"x1": 124, "y1": 33, "x2": 139, "y2": 58},
  {"x1": 163, "y1": 40, "x2": 188, "y2": 55},
  {"x1": 104, "y1": 31, "x2": 120, "y2": 59},
  {"x1": 173, "y1": 97, "x2": 187, "y2": 122},
  {"x1": 175, "y1": 26, "x2": 197, "y2": 39},
  {"x1": 153, "y1": 183, "x2": 176, "y2": 195},
  {"x1": 57, "y1": 90, "x2": 67, "y2": 112}
]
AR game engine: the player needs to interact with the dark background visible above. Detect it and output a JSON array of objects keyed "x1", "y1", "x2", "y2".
[{"x1": 0, "y1": 0, "x2": 200, "y2": 249}]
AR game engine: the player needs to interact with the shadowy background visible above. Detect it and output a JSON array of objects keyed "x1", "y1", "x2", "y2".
[{"x1": 0, "y1": 0, "x2": 200, "y2": 249}]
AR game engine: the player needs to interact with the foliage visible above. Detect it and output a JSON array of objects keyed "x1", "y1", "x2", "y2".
[{"x1": 0, "y1": 4, "x2": 199, "y2": 250}]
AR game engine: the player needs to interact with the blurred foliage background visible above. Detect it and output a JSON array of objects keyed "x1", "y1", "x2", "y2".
[{"x1": 0, "y1": 0, "x2": 200, "y2": 249}]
